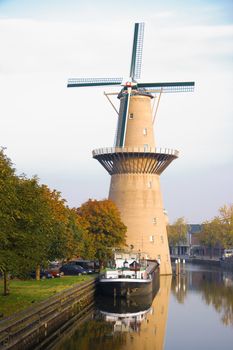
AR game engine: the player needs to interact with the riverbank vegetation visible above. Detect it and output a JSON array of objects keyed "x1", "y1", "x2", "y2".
[
  {"x1": 0, "y1": 148, "x2": 126, "y2": 296},
  {"x1": 167, "y1": 217, "x2": 188, "y2": 247},
  {"x1": 0, "y1": 275, "x2": 94, "y2": 317}
]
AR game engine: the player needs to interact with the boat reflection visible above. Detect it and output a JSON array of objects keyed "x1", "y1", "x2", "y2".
[
  {"x1": 97, "y1": 294, "x2": 154, "y2": 334},
  {"x1": 94, "y1": 276, "x2": 172, "y2": 350}
]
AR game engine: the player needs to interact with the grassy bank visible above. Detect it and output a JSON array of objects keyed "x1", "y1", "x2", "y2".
[{"x1": 0, "y1": 275, "x2": 95, "y2": 319}]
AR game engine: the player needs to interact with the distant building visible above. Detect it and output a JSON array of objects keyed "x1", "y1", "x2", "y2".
[
  {"x1": 169, "y1": 224, "x2": 202, "y2": 256},
  {"x1": 169, "y1": 224, "x2": 224, "y2": 258},
  {"x1": 188, "y1": 224, "x2": 203, "y2": 255}
]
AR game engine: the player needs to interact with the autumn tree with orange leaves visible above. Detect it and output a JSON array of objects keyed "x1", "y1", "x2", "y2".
[{"x1": 77, "y1": 199, "x2": 127, "y2": 265}]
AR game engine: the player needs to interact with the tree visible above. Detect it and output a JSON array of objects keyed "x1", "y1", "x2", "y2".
[
  {"x1": 199, "y1": 219, "x2": 220, "y2": 258},
  {"x1": 72, "y1": 213, "x2": 96, "y2": 260},
  {"x1": 0, "y1": 148, "x2": 20, "y2": 294},
  {"x1": 39, "y1": 185, "x2": 74, "y2": 263},
  {"x1": 76, "y1": 199, "x2": 127, "y2": 265},
  {"x1": 14, "y1": 182, "x2": 87, "y2": 279},
  {"x1": 218, "y1": 204, "x2": 233, "y2": 248},
  {"x1": 0, "y1": 148, "x2": 89, "y2": 294},
  {"x1": 12, "y1": 177, "x2": 58, "y2": 280},
  {"x1": 200, "y1": 204, "x2": 233, "y2": 257},
  {"x1": 167, "y1": 217, "x2": 188, "y2": 253},
  {"x1": 39, "y1": 188, "x2": 92, "y2": 263}
]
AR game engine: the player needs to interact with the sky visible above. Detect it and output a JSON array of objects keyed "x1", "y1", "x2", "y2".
[{"x1": 0, "y1": 0, "x2": 232, "y2": 223}]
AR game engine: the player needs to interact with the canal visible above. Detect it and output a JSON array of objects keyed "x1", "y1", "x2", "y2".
[{"x1": 52, "y1": 264, "x2": 233, "y2": 350}]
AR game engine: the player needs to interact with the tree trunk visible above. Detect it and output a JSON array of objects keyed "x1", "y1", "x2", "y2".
[
  {"x1": 36, "y1": 265, "x2": 40, "y2": 281},
  {"x1": 99, "y1": 260, "x2": 104, "y2": 270},
  {"x1": 3, "y1": 271, "x2": 10, "y2": 296}
]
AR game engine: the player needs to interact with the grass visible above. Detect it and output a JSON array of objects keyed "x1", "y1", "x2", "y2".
[{"x1": 0, "y1": 275, "x2": 95, "y2": 319}]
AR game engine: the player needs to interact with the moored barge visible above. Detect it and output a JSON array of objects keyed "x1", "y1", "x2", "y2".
[{"x1": 99, "y1": 251, "x2": 160, "y2": 297}]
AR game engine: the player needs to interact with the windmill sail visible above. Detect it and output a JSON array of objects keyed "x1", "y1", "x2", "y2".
[
  {"x1": 129, "y1": 22, "x2": 145, "y2": 80},
  {"x1": 115, "y1": 93, "x2": 130, "y2": 147},
  {"x1": 137, "y1": 81, "x2": 195, "y2": 93},
  {"x1": 67, "y1": 77, "x2": 123, "y2": 88}
]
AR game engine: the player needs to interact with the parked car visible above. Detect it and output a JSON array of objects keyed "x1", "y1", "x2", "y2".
[
  {"x1": 222, "y1": 249, "x2": 233, "y2": 260},
  {"x1": 47, "y1": 262, "x2": 62, "y2": 278},
  {"x1": 30, "y1": 270, "x2": 53, "y2": 279},
  {"x1": 67, "y1": 260, "x2": 94, "y2": 274},
  {"x1": 59, "y1": 264, "x2": 87, "y2": 276}
]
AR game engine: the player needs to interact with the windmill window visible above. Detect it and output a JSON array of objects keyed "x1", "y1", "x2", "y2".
[
  {"x1": 143, "y1": 128, "x2": 147, "y2": 135},
  {"x1": 153, "y1": 217, "x2": 157, "y2": 224},
  {"x1": 149, "y1": 235, "x2": 154, "y2": 243},
  {"x1": 161, "y1": 235, "x2": 164, "y2": 243},
  {"x1": 144, "y1": 144, "x2": 149, "y2": 151},
  {"x1": 148, "y1": 181, "x2": 152, "y2": 188},
  {"x1": 129, "y1": 113, "x2": 134, "y2": 119}
]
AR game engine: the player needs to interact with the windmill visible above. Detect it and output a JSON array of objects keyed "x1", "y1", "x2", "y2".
[{"x1": 67, "y1": 23, "x2": 194, "y2": 275}]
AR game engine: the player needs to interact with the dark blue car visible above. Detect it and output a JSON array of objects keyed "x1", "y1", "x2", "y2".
[
  {"x1": 30, "y1": 270, "x2": 53, "y2": 279},
  {"x1": 59, "y1": 264, "x2": 87, "y2": 276}
]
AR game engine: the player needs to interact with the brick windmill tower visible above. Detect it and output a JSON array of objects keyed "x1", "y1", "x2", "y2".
[{"x1": 67, "y1": 23, "x2": 194, "y2": 274}]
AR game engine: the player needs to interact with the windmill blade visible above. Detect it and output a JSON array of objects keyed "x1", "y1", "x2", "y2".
[
  {"x1": 67, "y1": 77, "x2": 123, "y2": 88},
  {"x1": 137, "y1": 81, "x2": 195, "y2": 93},
  {"x1": 119, "y1": 93, "x2": 129, "y2": 147},
  {"x1": 118, "y1": 89, "x2": 131, "y2": 147},
  {"x1": 129, "y1": 23, "x2": 145, "y2": 81}
]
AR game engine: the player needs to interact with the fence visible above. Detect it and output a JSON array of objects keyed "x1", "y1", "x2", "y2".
[{"x1": 0, "y1": 278, "x2": 98, "y2": 350}]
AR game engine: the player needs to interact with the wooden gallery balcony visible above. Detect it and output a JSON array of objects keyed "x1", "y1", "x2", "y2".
[{"x1": 92, "y1": 147, "x2": 179, "y2": 175}]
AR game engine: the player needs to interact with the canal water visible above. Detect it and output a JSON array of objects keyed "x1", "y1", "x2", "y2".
[{"x1": 53, "y1": 264, "x2": 233, "y2": 350}]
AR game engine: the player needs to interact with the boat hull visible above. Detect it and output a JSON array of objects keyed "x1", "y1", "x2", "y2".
[{"x1": 99, "y1": 266, "x2": 159, "y2": 297}]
